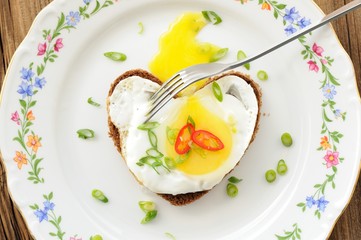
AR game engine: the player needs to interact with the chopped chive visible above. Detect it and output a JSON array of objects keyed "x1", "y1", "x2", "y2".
[
  {"x1": 210, "y1": 48, "x2": 228, "y2": 62},
  {"x1": 166, "y1": 127, "x2": 178, "y2": 145},
  {"x1": 138, "y1": 122, "x2": 160, "y2": 130},
  {"x1": 212, "y1": 82, "x2": 223, "y2": 102},
  {"x1": 146, "y1": 148, "x2": 164, "y2": 158},
  {"x1": 265, "y1": 169, "x2": 277, "y2": 183},
  {"x1": 77, "y1": 129, "x2": 95, "y2": 139},
  {"x1": 257, "y1": 70, "x2": 268, "y2": 81},
  {"x1": 237, "y1": 50, "x2": 250, "y2": 70},
  {"x1": 190, "y1": 144, "x2": 207, "y2": 159},
  {"x1": 187, "y1": 115, "x2": 195, "y2": 128},
  {"x1": 139, "y1": 201, "x2": 156, "y2": 213},
  {"x1": 164, "y1": 157, "x2": 177, "y2": 169},
  {"x1": 228, "y1": 176, "x2": 242, "y2": 184},
  {"x1": 226, "y1": 183, "x2": 238, "y2": 197},
  {"x1": 138, "y1": 22, "x2": 144, "y2": 34},
  {"x1": 165, "y1": 232, "x2": 177, "y2": 240},
  {"x1": 277, "y1": 159, "x2": 288, "y2": 175},
  {"x1": 104, "y1": 51, "x2": 127, "y2": 62},
  {"x1": 91, "y1": 189, "x2": 108, "y2": 203},
  {"x1": 87, "y1": 97, "x2": 101, "y2": 107},
  {"x1": 148, "y1": 130, "x2": 158, "y2": 148},
  {"x1": 141, "y1": 210, "x2": 157, "y2": 224},
  {"x1": 281, "y1": 132, "x2": 293, "y2": 147},
  {"x1": 202, "y1": 11, "x2": 222, "y2": 25},
  {"x1": 175, "y1": 152, "x2": 190, "y2": 164},
  {"x1": 90, "y1": 235, "x2": 103, "y2": 240}
]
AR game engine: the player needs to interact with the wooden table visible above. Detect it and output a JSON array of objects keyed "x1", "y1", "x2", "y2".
[{"x1": 1, "y1": 0, "x2": 360, "y2": 239}]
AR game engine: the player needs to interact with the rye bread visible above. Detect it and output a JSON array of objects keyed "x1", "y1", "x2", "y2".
[{"x1": 106, "y1": 69, "x2": 262, "y2": 206}]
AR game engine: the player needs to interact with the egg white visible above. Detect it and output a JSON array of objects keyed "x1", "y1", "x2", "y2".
[{"x1": 108, "y1": 75, "x2": 258, "y2": 195}]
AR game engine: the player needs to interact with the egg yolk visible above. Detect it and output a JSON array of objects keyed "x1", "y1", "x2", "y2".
[
  {"x1": 149, "y1": 12, "x2": 222, "y2": 91},
  {"x1": 165, "y1": 96, "x2": 232, "y2": 175}
]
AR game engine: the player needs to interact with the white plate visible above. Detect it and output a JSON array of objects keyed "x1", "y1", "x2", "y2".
[{"x1": 1, "y1": 0, "x2": 360, "y2": 239}]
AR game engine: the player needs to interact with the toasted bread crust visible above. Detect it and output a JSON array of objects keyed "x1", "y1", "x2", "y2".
[{"x1": 106, "y1": 69, "x2": 262, "y2": 206}]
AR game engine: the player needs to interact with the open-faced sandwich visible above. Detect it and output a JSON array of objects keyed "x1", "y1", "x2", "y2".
[{"x1": 106, "y1": 69, "x2": 262, "y2": 205}]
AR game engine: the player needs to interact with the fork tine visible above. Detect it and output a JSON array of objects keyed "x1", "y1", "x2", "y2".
[
  {"x1": 150, "y1": 73, "x2": 181, "y2": 101},
  {"x1": 144, "y1": 76, "x2": 201, "y2": 123}
]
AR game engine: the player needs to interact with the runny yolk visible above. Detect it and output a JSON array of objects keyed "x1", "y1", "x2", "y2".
[
  {"x1": 165, "y1": 96, "x2": 232, "y2": 175},
  {"x1": 149, "y1": 12, "x2": 222, "y2": 92}
]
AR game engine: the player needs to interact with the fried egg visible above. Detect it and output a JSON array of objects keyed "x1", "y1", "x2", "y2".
[{"x1": 108, "y1": 74, "x2": 259, "y2": 194}]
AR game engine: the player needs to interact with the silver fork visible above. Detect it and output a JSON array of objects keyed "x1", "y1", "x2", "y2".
[{"x1": 145, "y1": 0, "x2": 361, "y2": 123}]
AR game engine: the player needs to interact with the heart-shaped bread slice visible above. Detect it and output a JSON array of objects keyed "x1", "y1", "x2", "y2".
[{"x1": 106, "y1": 69, "x2": 262, "y2": 205}]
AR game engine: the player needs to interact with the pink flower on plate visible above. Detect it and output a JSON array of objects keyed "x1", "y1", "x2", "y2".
[
  {"x1": 321, "y1": 59, "x2": 328, "y2": 65},
  {"x1": 54, "y1": 38, "x2": 64, "y2": 52},
  {"x1": 324, "y1": 150, "x2": 339, "y2": 168},
  {"x1": 37, "y1": 42, "x2": 47, "y2": 56},
  {"x1": 46, "y1": 34, "x2": 52, "y2": 42},
  {"x1": 312, "y1": 43, "x2": 324, "y2": 57},
  {"x1": 11, "y1": 111, "x2": 20, "y2": 125},
  {"x1": 307, "y1": 60, "x2": 319, "y2": 72}
]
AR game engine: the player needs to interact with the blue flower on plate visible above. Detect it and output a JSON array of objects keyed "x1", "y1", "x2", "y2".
[
  {"x1": 83, "y1": 0, "x2": 92, "y2": 4},
  {"x1": 34, "y1": 209, "x2": 48, "y2": 222},
  {"x1": 34, "y1": 77, "x2": 47, "y2": 89},
  {"x1": 43, "y1": 201, "x2": 55, "y2": 212},
  {"x1": 66, "y1": 11, "x2": 81, "y2": 27},
  {"x1": 298, "y1": 17, "x2": 311, "y2": 29},
  {"x1": 17, "y1": 81, "x2": 34, "y2": 98},
  {"x1": 322, "y1": 83, "x2": 337, "y2": 100},
  {"x1": 285, "y1": 25, "x2": 297, "y2": 36},
  {"x1": 283, "y1": 7, "x2": 301, "y2": 23},
  {"x1": 316, "y1": 196, "x2": 329, "y2": 212},
  {"x1": 306, "y1": 196, "x2": 316, "y2": 208},
  {"x1": 20, "y1": 67, "x2": 34, "y2": 81}
]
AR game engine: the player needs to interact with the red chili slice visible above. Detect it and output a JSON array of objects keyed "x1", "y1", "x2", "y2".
[
  {"x1": 174, "y1": 123, "x2": 195, "y2": 155},
  {"x1": 191, "y1": 130, "x2": 224, "y2": 151}
]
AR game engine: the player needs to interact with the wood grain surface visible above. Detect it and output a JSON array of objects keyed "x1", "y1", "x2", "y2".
[{"x1": 1, "y1": 0, "x2": 360, "y2": 239}]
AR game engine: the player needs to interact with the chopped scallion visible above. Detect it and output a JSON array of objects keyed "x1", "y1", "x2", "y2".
[
  {"x1": 187, "y1": 115, "x2": 195, "y2": 128},
  {"x1": 139, "y1": 201, "x2": 156, "y2": 213},
  {"x1": 237, "y1": 50, "x2": 250, "y2": 70},
  {"x1": 90, "y1": 235, "x2": 103, "y2": 240},
  {"x1": 277, "y1": 159, "x2": 288, "y2": 175},
  {"x1": 104, "y1": 51, "x2": 127, "y2": 62},
  {"x1": 148, "y1": 130, "x2": 158, "y2": 148},
  {"x1": 281, "y1": 132, "x2": 293, "y2": 147},
  {"x1": 226, "y1": 183, "x2": 238, "y2": 197},
  {"x1": 91, "y1": 189, "x2": 108, "y2": 203},
  {"x1": 202, "y1": 11, "x2": 222, "y2": 25},
  {"x1": 165, "y1": 232, "x2": 177, "y2": 240},
  {"x1": 141, "y1": 210, "x2": 157, "y2": 224},
  {"x1": 137, "y1": 122, "x2": 160, "y2": 130},
  {"x1": 212, "y1": 82, "x2": 223, "y2": 102},
  {"x1": 210, "y1": 48, "x2": 228, "y2": 62},
  {"x1": 166, "y1": 127, "x2": 178, "y2": 145},
  {"x1": 77, "y1": 129, "x2": 95, "y2": 139},
  {"x1": 257, "y1": 70, "x2": 269, "y2": 81},
  {"x1": 265, "y1": 169, "x2": 277, "y2": 183},
  {"x1": 228, "y1": 176, "x2": 242, "y2": 184},
  {"x1": 138, "y1": 22, "x2": 144, "y2": 34},
  {"x1": 87, "y1": 97, "x2": 101, "y2": 107}
]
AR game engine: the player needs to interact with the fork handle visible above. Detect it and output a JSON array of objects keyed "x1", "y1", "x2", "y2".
[{"x1": 224, "y1": 0, "x2": 361, "y2": 71}]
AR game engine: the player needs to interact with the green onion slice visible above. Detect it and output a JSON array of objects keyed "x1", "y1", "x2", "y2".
[
  {"x1": 281, "y1": 132, "x2": 293, "y2": 147},
  {"x1": 187, "y1": 115, "x2": 196, "y2": 128},
  {"x1": 164, "y1": 157, "x2": 177, "y2": 169},
  {"x1": 87, "y1": 97, "x2": 101, "y2": 107},
  {"x1": 166, "y1": 127, "x2": 179, "y2": 145},
  {"x1": 165, "y1": 232, "x2": 177, "y2": 240},
  {"x1": 228, "y1": 176, "x2": 242, "y2": 184},
  {"x1": 138, "y1": 22, "x2": 144, "y2": 34},
  {"x1": 77, "y1": 129, "x2": 95, "y2": 139},
  {"x1": 277, "y1": 159, "x2": 288, "y2": 175},
  {"x1": 212, "y1": 82, "x2": 223, "y2": 102},
  {"x1": 237, "y1": 50, "x2": 250, "y2": 70},
  {"x1": 148, "y1": 130, "x2": 158, "y2": 148},
  {"x1": 265, "y1": 169, "x2": 277, "y2": 183},
  {"x1": 210, "y1": 48, "x2": 228, "y2": 62},
  {"x1": 257, "y1": 70, "x2": 269, "y2": 81},
  {"x1": 104, "y1": 52, "x2": 127, "y2": 62},
  {"x1": 146, "y1": 148, "x2": 164, "y2": 158},
  {"x1": 138, "y1": 122, "x2": 160, "y2": 130},
  {"x1": 90, "y1": 235, "x2": 103, "y2": 240},
  {"x1": 91, "y1": 189, "x2": 108, "y2": 203},
  {"x1": 202, "y1": 11, "x2": 222, "y2": 25},
  {"x1": 226, "y1": 183, "x2": 238, "y2": 198},
  {"x1": 141, "y1": 210, "x2": 158, "y2": 224},
  {"x1": 139, "y1": 201, "x2": 156, "y2": 213}
]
